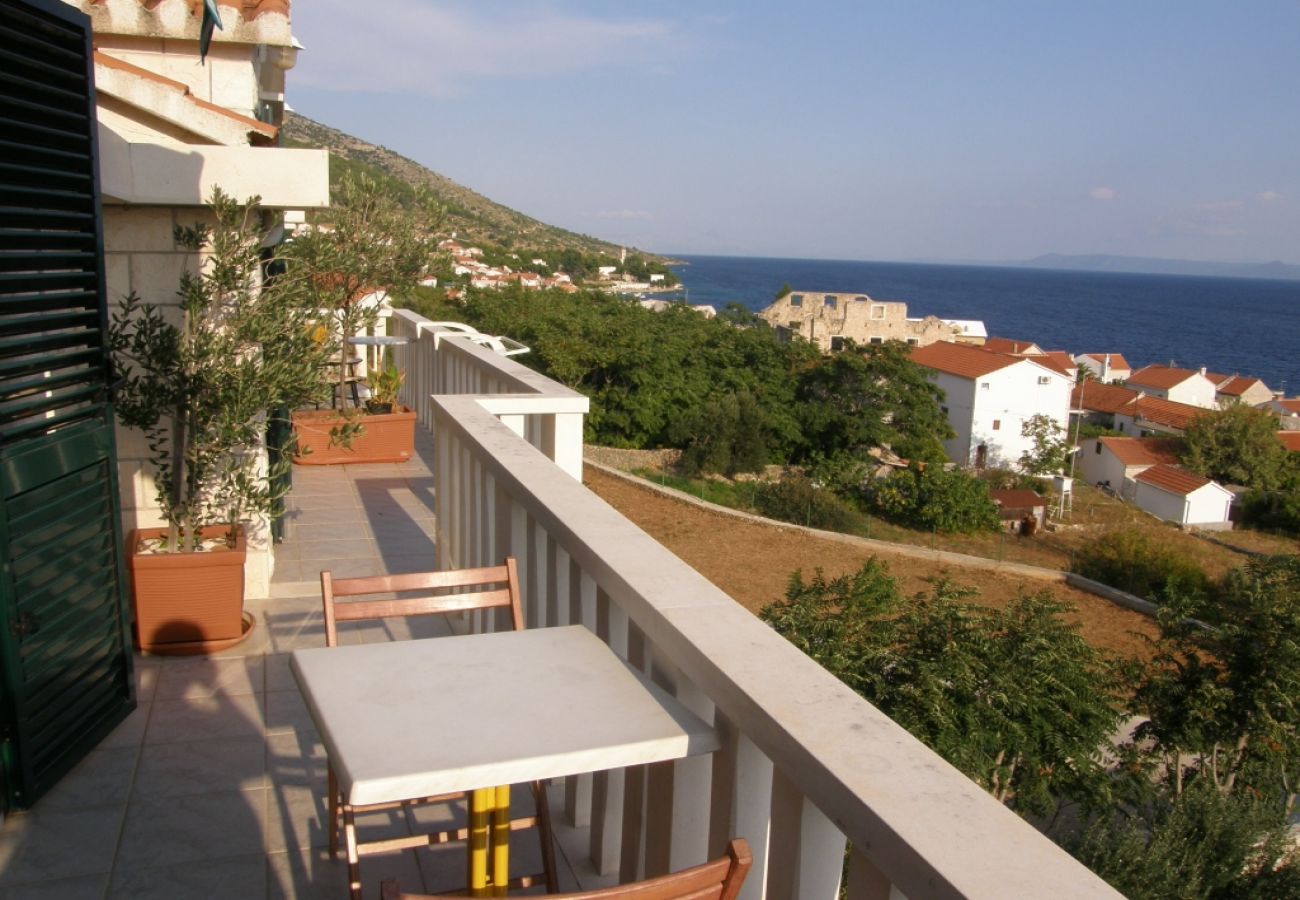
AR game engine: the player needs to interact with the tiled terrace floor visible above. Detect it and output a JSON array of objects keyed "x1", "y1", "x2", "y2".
[{"x1": 0, "y1": 429, "x2": 591, "y2": 899}]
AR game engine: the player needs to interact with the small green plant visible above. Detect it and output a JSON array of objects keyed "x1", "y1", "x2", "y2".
[{"x1": 366, "y1": 362, "x2": 404, "y2": 413}]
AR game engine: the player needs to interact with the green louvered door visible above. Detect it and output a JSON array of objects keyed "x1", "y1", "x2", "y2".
[{"x1": 0, "y1": 0, "x2": 135, "y2": 810}]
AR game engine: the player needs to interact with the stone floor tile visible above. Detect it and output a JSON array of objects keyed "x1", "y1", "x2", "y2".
[
  {"x1": 261, "y1": 610, "x2": 328, "y2": 654},
  {"x1": 37, "y1": 746, "x2": 138, "y2": 811},
  {"x1": 267, "y1": 847, "x2": 426, "y2": 900},
  {"x1": 265, "y1": 731, "x2": 328, "y2": 789},
  {"x1": 263, "y1": 652, "x2": 299, "y2": 693},
  {"x1": 145, "y1": 693, "x2": 265, "y2": 745},
  {"x1": 284, "y1": 506, "x2": 374, "y2": 527},
  {"x1": 264, "y1": 690, "x2": 318, "y2": 737},
  {"x1": 270, "y1": 560, "x2": 305, "y2": 584},
  {"x1": 264, "y1": 784, "x2": 408, "y2": 853},
  {"x1": 155, "y1": 655, "x2": 265, "y2": 700},
  {"x1": 133, "y1": 737, "x2": 266, "y2": 798},
  {"x1": 115, "y1": 789, "x2": 269, "y2": 869},
  {"x1": 296, "y1": 538, "x2": 376, "y2": 561},
  {"x1": 290, "y1": 522, "x2": 371, "y2": 544},
  {"x1": 134, "y1": 658, "x2": 161, "y2": 703},
  {"x1": 106, "y1": 853, "x2": 268, "y2": 900},
  {"x1": 0, "y1": 874, "x2": 109, "y2": 900},
  {"x1": 322, "y1": 558, "x2": 382, "y2": 580},
  {"x1": 0, "y1": 805, "x2": 124, "y2": 886},
  {"x1": 97, "y1": 701, "x2": 151, "y2": 750},
  {"x1": 288, "y1": 493, "x2": 360, "y2": 512}
]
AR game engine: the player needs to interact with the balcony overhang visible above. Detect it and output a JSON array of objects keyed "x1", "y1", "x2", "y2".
[{"x1": 98, "y1": 126, "x2": 329, "y2": 208}]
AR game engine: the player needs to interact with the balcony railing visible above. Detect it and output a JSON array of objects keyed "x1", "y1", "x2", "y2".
[{"x1": 388, "y1": 308, "x2": 1122, "y2": 900}]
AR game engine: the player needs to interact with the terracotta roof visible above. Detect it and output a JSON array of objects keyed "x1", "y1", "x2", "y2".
[
  {"x1": 1216, "y1": 375, "x2": 1265, "y2": 397},
  {"x1": 1078, "y1": 353, "x2": 1131, "y2": 370},
  {"x1": 1039, "y1": 350, "x2": 1077, "y2": 377},
  {"x1": 1127, "y1": 395, "x2": 1202, "y2": 431},
  {"x1": 1279, "y1": 432, "x2": 1300, "y2": 453},
  {"x1": 89, "y1": 0, "x2": 291, "y2": 23},
  {"x1": 1126, "y1": 365, "x2": 1205, "y2": 391},
  {"x1": 983, "y1": 337, "x2": 1041, "y2": 355},
  {"x1": 92, "y1": 50, "x2": 278, "y2": 143},
  {"x1": 989, "y1": 489, "x2": 1045, "y2": 510},
  {"x1": 1073, "y1": 380, "x2": 1139, "y2": 414},
  {"x1": 1097, "y1": 436, "x2": 1183, "y2": 467},
  {"x1": 1275, "y1": 399, "x2": 1300, "y2": 416},
  {"x1": 909, "y1": 341, "x2": 1022, "y2": 379},
  {"x1": 1135, "y1": 464, "x2": 1214, "y2": 496}
]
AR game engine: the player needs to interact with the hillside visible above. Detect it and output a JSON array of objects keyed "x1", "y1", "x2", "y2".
[{"x1": 283, "y1": 112, "x2": 651, "y2": 259}]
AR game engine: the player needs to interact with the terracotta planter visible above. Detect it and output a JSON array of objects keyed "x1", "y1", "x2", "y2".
[
  {"x1": 292, "y1": 406, "x2": 417, "y2": 465},
  {"x1": 127, "y1": 525, "x2": 253, "y2": 655}
]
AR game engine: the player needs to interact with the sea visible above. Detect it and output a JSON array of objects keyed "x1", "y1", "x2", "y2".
[{"x1": 665, "y1": 255, "x2": 1300, "y2": 395}]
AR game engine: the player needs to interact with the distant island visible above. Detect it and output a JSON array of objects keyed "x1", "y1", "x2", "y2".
[{"x1": 1010, "y1": 254, "x2": 1300, "y2": 282}]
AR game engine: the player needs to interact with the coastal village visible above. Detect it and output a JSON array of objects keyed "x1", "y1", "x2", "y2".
[{"x1": 758, "y1": 288, "x2": 1300, "y2": 531}]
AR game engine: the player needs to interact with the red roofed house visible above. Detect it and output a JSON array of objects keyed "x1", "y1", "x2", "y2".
[
  {"x1": 1133, "y1": 464, "x2": 1233, "y2": 529},
  {"x1": 982, "y1": 337, "x2": 1044, "y2": 356},
  {"x1": 1279, "y1": 432, "x2": 1300, "y2": 453},
  {"x1": 1205, "y1": 373, "x2": 1274, "y2": 408},
  {"x1": 910, "y1": 342, "x2": 1072, "y2": 470},
  {"x1": 1078, "y1": 436, "x2": 1183, "y2": 499},
  {"x1": 1261, "y1": 397, "x2": 1300, "y2": 432},
  {"x1": 67, "y1": 0, "x2": 329, "y2": 597},
  {"x1": 1074, "y1": 352, "x2": 1132, "y2": 384},
  {"x1": 1125, "y1": 365, "x2": 1217, "y2": 408}
]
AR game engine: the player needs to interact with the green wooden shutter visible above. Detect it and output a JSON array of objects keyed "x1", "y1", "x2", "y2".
[{"x1": 0, "y1": 0, "x2": 135, "y2": 810}]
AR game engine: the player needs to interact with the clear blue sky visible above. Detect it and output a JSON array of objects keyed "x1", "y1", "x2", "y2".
[{"x1": 288, "y1": 1, "x2": 1299, "y2": 263}]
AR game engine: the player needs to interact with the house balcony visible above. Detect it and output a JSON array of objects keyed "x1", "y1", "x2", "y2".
[{"x1": 0, "y1": 309, "x2": 1121, "y2": 898}]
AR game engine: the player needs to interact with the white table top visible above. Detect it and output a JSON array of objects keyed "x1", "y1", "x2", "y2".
[{"x1": 291, "y1": 626, "x2": 720, "y2": 807}]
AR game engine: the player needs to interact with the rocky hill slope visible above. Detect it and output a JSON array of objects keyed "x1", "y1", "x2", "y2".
[{"x1": 283, "y1": 112, "x2": 646, "y2": 258}]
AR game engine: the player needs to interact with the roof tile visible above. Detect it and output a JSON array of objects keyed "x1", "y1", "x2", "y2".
[
  {"x1": 910, "y1": 341, "x2": 1021, "y2": 379},
  {"x1": 1135, "y1": 464, "x2": 1214, "y2": 496}
]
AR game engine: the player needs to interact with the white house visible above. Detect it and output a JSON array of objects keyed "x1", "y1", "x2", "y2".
[
  {"x1": 1206, "y1": 373, "x2": 1274, "y2": 408},
  {"x1": 69, "y1": 0, "x2": 329, "y2": 597},
  {"x1": 910, "y1": 342, "x2": 1072, "y2": 470},
  {"x1": 1125, "y1": 365, "x2": 1217, "y2": 408},
  {"x1": 1078, "y1": 436, "x2": 1182, "y2": 499},
  {"x1": 1263, "y1": 397, "x2": 1300, "y2": 430},
  {"x1": 1074, "y1": 352, "x2": 1132, "y2": 383},
  {"x1": 1133, "y1": 465, "x2": 1233, "y2": 529}
]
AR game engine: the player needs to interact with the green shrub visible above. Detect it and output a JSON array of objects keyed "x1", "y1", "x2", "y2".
[
  {"x1": 1072, "y1": 528, "x2": 1212, "y2": 602},
  {"x1": 1239, "y1": 489, "x2": 1300, "y2": 536},
  {"x1": 868, "y1": 465, "x2": 999, "y2": 534},
  {"x1": 754, "y1": 474, "x2": 868, "y2": 533},
  {"x1": 672, "y1": 390, "x2": 769, "y2": 477}
]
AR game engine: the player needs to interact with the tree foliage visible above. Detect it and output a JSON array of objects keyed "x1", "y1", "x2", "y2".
[
  {"x1": 760, "y1": 561, "x2": 1122, "y2": 815},
  {"x1": 109, "y1": 190, "x2": 331, "y2": 551},
  {"x1": 1182, "y1": 403, "x2": 1297, "y2": 491},
  {"x1": 1018, "y1": 413, "x2": 1072, "y2": 475},
  {"x1": 793, "y1": 340, "x2": 953, "y2": 465},
  {"x1": 455, "y1": 287, "x2": 819, "y2": 457},
  {"x1": 869, "y1": 464, "x2": 1000, "y2": 533}
]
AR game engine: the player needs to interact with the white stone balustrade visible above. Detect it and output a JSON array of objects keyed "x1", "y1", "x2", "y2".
[{"x1": 390, "y1": 307, "x2": 1122, "y2": 900}]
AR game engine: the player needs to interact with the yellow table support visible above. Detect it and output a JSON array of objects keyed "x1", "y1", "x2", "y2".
[{"x1": 469, "y1": 786, "x2": 512, "y2": 897}]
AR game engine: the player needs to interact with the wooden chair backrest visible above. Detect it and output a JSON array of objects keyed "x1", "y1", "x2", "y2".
[
  {"x1": 321, "y1": 558, "x2": 524, "y2": 647},
  {"x1": 379, "y1": 838, "x2": 751, "y2": 900}
]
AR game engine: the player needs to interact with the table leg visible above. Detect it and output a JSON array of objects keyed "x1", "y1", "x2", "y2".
[
  {"x1": 491, "y1": 784, "x2": 511, "y2": 896},
  {"x1": 469, "y1": 788, "x2": 493, "y2": 896}
]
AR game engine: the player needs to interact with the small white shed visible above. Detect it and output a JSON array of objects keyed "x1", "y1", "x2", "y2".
[{"x1": 1133, "y1": 464, "x2": 1233, "y2": 529}]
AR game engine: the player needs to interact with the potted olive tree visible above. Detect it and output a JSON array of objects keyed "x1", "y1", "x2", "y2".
[
  {"x1": 286, "y1": 175, "x2": 437, "y2": 465},
  {"x1": 110, "y1": 189, "x2": 331, "y2": 653}
]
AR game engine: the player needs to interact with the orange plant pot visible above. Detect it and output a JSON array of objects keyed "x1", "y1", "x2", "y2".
[
  {"x1": 127, "y1": 525, "x2": 251, "y2": 655},
  {"x1": 291, "y1": 407, "x2": 417, "y2": 465}
]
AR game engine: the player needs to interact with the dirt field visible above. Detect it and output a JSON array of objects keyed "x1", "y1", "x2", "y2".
[{"x1": 585, "y1": 467, "x2": 1162, "y2": 661}]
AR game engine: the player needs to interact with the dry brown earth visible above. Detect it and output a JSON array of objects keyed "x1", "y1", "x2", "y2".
[{"x1": 584, "y1": 467, "x2": 1161, "y2": 661}]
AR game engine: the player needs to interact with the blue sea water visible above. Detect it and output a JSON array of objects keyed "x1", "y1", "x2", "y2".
[{"x1": 667, "y1": 255, "x2": 1300, "y2": 395}]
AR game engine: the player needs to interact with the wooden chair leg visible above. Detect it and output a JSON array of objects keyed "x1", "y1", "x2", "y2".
[
  {"x1": 532, "y1": 780, "x2": 560, "y2": 892},
  {"x1": 328, "y1": 765, "x2": 341, "y2": 860},
  {"x1": 344, "y1": 805, "x2": 362, "y2": 900}
]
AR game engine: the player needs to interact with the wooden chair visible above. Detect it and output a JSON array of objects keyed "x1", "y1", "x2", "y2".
[
  {"x1": 320, "y1": 559, "x2": 559, "y2": 898},
  {"x1": 379, "y1": 838, "x2": 753, "y2": 900}
]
